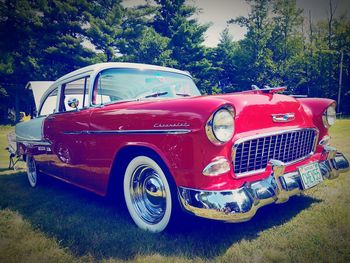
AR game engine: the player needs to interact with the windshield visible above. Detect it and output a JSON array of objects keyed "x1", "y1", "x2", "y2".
[{"x1": 92, "y1": 68, "x2": 201, "y2": 105}]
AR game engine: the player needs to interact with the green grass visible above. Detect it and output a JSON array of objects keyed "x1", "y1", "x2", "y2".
[
  {"x1": 0, "y1": 126, "x2": 13, "y2": 169},
  {"x1": 0, "y1": 121, "x2": 349, "y2": 263}
]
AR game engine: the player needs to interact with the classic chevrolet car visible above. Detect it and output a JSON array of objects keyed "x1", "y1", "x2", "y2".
[{"x1": 16, "y1": 62, "x2": 349, "y2": 232}]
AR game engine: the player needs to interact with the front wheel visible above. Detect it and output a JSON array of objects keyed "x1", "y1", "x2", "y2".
[
  {"x1": 123, "y1": 156, "x2": 173, "y2": 233},
  {"x1": 26, "y1": 155, "x2": 38, "y2": 187}
]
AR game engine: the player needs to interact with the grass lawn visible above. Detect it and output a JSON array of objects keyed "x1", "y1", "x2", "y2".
[{"x1": 0, "y1": 121, "x2": 349, "y2": 263}]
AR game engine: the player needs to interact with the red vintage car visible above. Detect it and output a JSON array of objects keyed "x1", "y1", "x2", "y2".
[{"x1": 16, "y1": 62, "x2": 349, "y2": 232}]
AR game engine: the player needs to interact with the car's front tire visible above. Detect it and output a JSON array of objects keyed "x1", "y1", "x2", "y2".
[
  {"x1": 26, "y1": 155, "x2": 38, "y2": 187},
  {"x1": 123, "y1": 155, "x2": 173, "y2": 233}
]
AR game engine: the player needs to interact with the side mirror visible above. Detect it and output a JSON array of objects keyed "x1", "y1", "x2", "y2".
[{"x1": 67, "y1": 97, "x2": 79, "y2": 110}]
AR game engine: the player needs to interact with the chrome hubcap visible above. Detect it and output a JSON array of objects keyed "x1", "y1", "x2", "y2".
[
  {"x1": 58, "y1": 145, "x2": 70, "y2": 163},
  {"x1": 130, "y1": 165, "x2": 167, "y2": 224},
  {"x1": 27, "y1": 157, "x2": 37, "y2": 185}
]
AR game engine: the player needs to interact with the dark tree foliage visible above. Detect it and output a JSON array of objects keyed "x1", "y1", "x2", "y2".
[
  {"x1": 118, "y1": 3, "x2": 175, "y2": 66},
  {"x1": 229, "y1": 0, "x2": 277, "y2": 88},
  {"x1": 86, "y1": 0, "x2": 124, "y2": 62},
  {"x1": 0, "y1": 0, "x2": 94, "y2": 122},
  {"x1": 153, "y1": 0, "x2": 218, "y2": 94},
  {"x1": 0, "y1": 0, "x2": 42, "y2": 85},
  {"x1": 209, "y1": 28, "x2": 239, "y2": 93},
  {"x1": 223, "y1": 0, "x2": 350, "y2": 112},
  {"x1": 0, "y1": 0, "x2": 44, "y2": 122},
  {"x1": 37, "y1": 0, "x2": 95, "y2": 79}
]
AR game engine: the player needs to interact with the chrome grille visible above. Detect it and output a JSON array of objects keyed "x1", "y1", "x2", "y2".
[{"x1": 233, "y1": 129, "x2": 317, "y2": 175}]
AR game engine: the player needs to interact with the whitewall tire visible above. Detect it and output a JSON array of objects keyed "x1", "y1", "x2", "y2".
[
  {"x1": 123, "y1": 156, "x2": 173, "y2": 233},
  {"x1": 26, "y1": 155, "x2": 38, "y2": 187}
]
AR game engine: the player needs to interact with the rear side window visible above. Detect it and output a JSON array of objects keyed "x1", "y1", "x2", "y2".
[
  {"x1": 39, "y1": 88, "x2": 58, "y2": 116},
  {"x1": 59, "y1": 77, "x2": 90, "y2": 112}
]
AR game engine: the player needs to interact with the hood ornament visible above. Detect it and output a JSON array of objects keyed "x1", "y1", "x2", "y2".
[
  {"x1": 250, "y1": 84, "x2": 287, "y2": 94},
  {"x1": 272, "y1": 113, "x2": 295, "y2": 122}
]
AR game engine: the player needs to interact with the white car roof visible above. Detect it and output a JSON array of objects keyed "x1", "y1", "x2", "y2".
[
  {"x1": 40, "y1": 62, "x2": 192, "y2": 107},
  {"x1": 55, "y1": 62, "x2": 191, "y2": 83}
]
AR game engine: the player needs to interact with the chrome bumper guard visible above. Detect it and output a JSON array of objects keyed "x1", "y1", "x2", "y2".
[{"x1": 178, "y1": 149, "x2": 349, "y2": 222}]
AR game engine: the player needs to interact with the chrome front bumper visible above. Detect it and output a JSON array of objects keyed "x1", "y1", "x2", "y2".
[{"x1": 178, "y1": 149, "x2": 349, "y2": 222}]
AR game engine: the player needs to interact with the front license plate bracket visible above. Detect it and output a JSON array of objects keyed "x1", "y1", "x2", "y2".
[{"x1": 298, "y1": 162, "x2": 323, "y2": 190}]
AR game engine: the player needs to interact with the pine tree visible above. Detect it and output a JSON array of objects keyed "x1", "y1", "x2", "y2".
[
  {"x1": 0, "y1": 0, "x2": 43, "y2": 122},
  {"x1": 0, "y1": 0, "x2": 42, "y2": 84},
  {"x1": 37, "y1": 0, "x2": 94, "y2": 79},
  {"x1": 86, "y1": 0, "x2": 124, "y2": 62},
  {"x1": 118, "y1": 3, "x2": 175, "y2": 66},
  {"x1": 269, "y1": 0, "x2": 304, "y2": 92},
  {"x1": 0, "y1": 0, "x2": 95, "y2": 121},
  {"x1": 229, "y1": 0, "x2": 277, "y2": 88},
  {"x1": 153, "y1": 0, "x2": 215, "y2": 94},
  {"x1": 211, "y1": 28, "x2": 238, "y2": 93}
]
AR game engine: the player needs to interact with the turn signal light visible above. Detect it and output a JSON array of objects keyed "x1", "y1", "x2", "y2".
[{"x1": 203, "y1": 158, "x2": 230, "y2": 176}]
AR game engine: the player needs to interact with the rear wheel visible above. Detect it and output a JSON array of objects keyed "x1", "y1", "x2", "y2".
[
  {"x1": 123, "y1": 155, "x2": 173, "y2": 233},
  {"x1": 26, "y1": 155, "x2": 38, "y2": 187}
]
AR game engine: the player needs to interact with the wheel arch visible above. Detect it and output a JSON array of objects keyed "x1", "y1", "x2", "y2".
[{"x1": 106, "y1": 143, "x2": 175, "y2": 198}]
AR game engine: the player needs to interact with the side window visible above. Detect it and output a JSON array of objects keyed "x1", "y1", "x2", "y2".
[
  {"x1": 59, "y1": 77, "x2": 90, "y2": 112},
  {"x1": 39, "y1": 88, "x2": 58, "y2": 116}
]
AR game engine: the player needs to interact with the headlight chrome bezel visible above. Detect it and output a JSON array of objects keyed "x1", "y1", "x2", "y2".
[
  {"x1": 322, "y1": 103, "x2": 336, "y2": 128},
  {"x1": 206, "y1": 106, "x2": 235, "y2": 145}
]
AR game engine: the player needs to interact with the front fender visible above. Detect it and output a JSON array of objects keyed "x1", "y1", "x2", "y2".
[{"x1": 298, "y1": 98, "x2": 335, "y2": 138}]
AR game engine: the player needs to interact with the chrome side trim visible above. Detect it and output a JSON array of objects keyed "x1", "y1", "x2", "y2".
[
  {"x1": 16, "y1": 138, "x2": 51, "y2": 146},
  {"x1": 63, "y1": 129, "x2": 191, "y2": 135},
  {"x1": 178, "y1": 150, "x2": 349, "y2": 223},
  {"x1": 154, "y1": 123, "x2": 190, "y2": 128}
]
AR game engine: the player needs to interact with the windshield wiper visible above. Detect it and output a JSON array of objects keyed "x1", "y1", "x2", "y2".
[
  {"x1": 176, "y1": 93, "x2": 191, "y2": 97},
  {"x1": 144, "y1": 91, "x2": 168, "y2": 98}
]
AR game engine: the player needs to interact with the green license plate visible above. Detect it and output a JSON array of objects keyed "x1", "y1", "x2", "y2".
[{"x1": 299, "y1": 162, "x2": 323, "y2": 190}]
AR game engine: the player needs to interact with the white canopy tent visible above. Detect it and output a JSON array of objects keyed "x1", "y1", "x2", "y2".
[{"x1": 25, "y1": 81, "x2": 54, "y2": 111}]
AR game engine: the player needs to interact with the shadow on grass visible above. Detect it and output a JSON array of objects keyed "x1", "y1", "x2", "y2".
[{"x1": 0, "y1": 172, "x2": 321, "y2": 260}]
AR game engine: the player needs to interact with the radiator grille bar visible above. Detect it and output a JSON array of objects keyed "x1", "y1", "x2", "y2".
[{"x1": 233, "y1": 129, "x2": 317, "y2": 176}]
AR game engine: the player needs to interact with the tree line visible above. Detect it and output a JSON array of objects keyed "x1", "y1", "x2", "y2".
[{"x1": 0, "y1": 0, "x2": 349, "y2": 122}]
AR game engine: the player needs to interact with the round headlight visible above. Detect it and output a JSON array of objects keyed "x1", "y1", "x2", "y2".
[
  {"x1": 322, "y1": 104, "x2": 336, "y2": 128},
  {"x1": 206, "y1": 108, "x2": 234, "y2": 144}
]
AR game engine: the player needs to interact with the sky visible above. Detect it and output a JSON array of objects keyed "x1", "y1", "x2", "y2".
[{"x1": 122, "y1": 0, "x2": 349, "y2": 47}]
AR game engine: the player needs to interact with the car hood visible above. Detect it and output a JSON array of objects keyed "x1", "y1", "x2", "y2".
[{"x1": 211, "y1": 92, "x2": 312, "y2": 133}]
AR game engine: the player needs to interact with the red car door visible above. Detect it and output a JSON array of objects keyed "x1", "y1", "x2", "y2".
[
  {"x1": 42, "y1": 76, "x2": 100, "y2": 191},
  {"x1": 44, "y1": 109, "x2": 92, "y2": 185}
]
